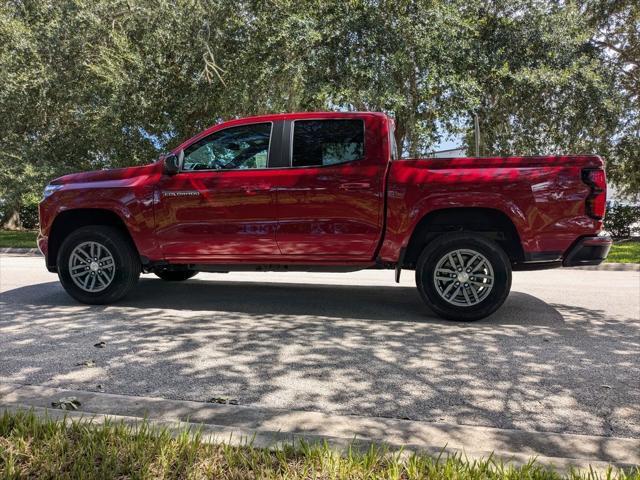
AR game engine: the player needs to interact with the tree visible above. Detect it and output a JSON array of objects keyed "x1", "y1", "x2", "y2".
[
  {"x1": 0, "y1": 0, "x2": 636, "y2": 227},
  {"x1": 582, "y1": 0, "x2": 639, "y2": 199},
  {"x1": 309, "y1": 0, "x2": 478, "y2": 157},
  {"x1": 0, "y1": 0, "x2": 317, "y2": 226},
  {"x1": 460, "y1": 1, "x2": 623, "y2": 164}
]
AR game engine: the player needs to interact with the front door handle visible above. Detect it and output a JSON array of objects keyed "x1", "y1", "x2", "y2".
[{"x1": 339, "y1": 182, "x2": 371, "y2": 191}]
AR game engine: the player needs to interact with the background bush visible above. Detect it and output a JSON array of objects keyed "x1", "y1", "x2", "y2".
[
  {"x1": 18, "y1": 194, "x2": 40, "y2": 230},
  {"x1": 604, "y1": 203, "x2": 640, "y2": 238}
]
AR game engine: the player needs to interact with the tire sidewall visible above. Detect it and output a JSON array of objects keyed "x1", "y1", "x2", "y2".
[
  {"x1": 57, "y1": 227, "x2": 138, "y2": 304},
  {"x1": 416, "y1": 234, "x2": 512, "y2": 321}
]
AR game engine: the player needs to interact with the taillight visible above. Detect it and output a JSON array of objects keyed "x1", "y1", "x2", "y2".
[{"x1": 582, "y1": 168, "x2": 606, "y2": 219}]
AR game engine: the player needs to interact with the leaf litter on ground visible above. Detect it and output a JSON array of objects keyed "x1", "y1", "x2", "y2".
[
  {"x1": 75, "y1": 360, "x2": 96, "y2": 367},
  {"x1": 51, "y1": 397, "x2": 81, "y2": 410},
  {"x1": 207, "y1": 397, "x2": 239, "y2": 405}
]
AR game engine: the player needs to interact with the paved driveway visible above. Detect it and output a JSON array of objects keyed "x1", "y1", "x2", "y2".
[{"x1": 1, "y1": 254, "x2": 638, "y2": 438}]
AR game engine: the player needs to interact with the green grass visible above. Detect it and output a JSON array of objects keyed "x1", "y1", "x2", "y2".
[
  {"x1": 607, "y1": 240, "x2": 640, "y2": 264},
  {"x1": 0, "y1": 229, "x2": 37, "y2": 248},
  {"x1": 0, "y1": 411, "x2": 637, "y2": 479}
]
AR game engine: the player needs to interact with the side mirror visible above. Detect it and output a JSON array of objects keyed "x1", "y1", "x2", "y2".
[{"x1": 163, "y1": 151, "x2": 182, "y2": 175}]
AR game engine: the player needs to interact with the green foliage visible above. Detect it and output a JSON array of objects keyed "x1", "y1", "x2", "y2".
[
  {"x1": 18, "y1": 192, "x2": 40, "y2": 229},
  {"x1": 1, "y1": 410, "x2": 638, "y2": 479},
  {"x1": 18, "y1": 203, "x2": 39, "y2": 230},
  {"x1": 0, "y1": 0, "x2": 637, "y2": 227},
  {"x1": 463, "y1": 2, "x2": 622, "y2": 161},
  {"x1": 604, "y1": 203, "x2": 640, "y2": 238},
  {"x1": 580, "y1": 0, "x2": 639, "y2": 198}
]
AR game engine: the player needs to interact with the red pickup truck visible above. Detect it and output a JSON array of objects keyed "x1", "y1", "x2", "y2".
[{"x1": 38, "y1": 112, "x2": 611, "y2": 320}]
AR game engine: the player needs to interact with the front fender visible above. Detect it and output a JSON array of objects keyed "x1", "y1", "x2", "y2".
[{"x1": 40, "y1": 184, "x2": 159, "y2": 262}]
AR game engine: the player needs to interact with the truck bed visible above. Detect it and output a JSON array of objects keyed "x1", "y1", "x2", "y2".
[{"x1": 380, "y1": 155, "x2": 605, "y2": 264}]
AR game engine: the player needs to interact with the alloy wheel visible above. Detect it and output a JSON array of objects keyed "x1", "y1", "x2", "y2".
[
  {"x1": 68, "y1": 241, "x2": 116, "y2": 293},
  {"x1": 432, "y1": 248, "x2": 494, "y2": 307}
]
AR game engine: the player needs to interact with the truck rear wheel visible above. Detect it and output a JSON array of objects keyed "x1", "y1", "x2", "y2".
[
  {"x1": 415, "y1": 232, "x2": 512, "y2": 321},
  {"x1": 154, "y1": 270, "x2": 198, "y2": 281},
  {"x1": 57, "y1": 225, "x2": 140, "y2": 304}
]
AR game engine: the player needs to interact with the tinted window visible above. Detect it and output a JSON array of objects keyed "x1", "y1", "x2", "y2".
[
  {"x1": 292, "y1": 119, "x2": 364, "y2": 167},
  {"x1": 183, "y1": 123, "x2": 271, "y2": 171}
]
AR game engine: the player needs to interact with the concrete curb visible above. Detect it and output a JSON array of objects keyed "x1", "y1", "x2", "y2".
[
  {"x1": 0, "y1": 247, "x2": 40, "y2": 255},
  {"x1": 572, "y1": 263, "x2": 639, "y2": 271},
  {"x1": 1, "y1": 383, "x2": 638, "y2": 471}
]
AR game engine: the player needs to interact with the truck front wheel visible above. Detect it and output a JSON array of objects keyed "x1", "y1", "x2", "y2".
[
  {"x1": 415, "y1": 233, "x2": 512, "y2": 321},
  {"x1": 57, "y1": 225, "x2": 141, "y2": 304}
]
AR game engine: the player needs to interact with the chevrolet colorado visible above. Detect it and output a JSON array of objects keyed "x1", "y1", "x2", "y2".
[{"x1": 38, "y1": 112, "x2": 611, "y2": 320}]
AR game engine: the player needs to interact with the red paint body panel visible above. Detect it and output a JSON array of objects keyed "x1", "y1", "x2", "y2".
[
  {"x1": 39, "y1": 162, "x2": 163, "y2": 261},
  {"x1": 155, "y1": 169, "x2": 279, "y2": 260},
  {"x1": 38, "y1": 112, "x2": 606, "y2": 270},
  {"x1": 269, "y1": 114, "x2": 388, "y2": 259},
  {"x1": 270, "y1": 160, "x2": 385, "y2": 259},
  {"x1": 379, "y1": 155, "x2": 604, "y2": 262}
]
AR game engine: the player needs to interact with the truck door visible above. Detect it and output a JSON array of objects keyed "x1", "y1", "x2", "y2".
[
  {"x1": 154, "y1": 121, "x2": 281, "y2": 261},
  {"x1": 272, "y1": 117, "x2": 387, "y2": 260}
]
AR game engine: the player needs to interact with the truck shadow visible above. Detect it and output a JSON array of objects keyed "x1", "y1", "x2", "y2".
[{"x1": 0, "y1": 277, "x2": 564, "y2": 326}]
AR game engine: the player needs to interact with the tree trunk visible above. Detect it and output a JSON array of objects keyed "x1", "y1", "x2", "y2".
[
  {"x1": 394, "y1": 114, "x2": 408, "y2": 158},
  {"x1": 394, "y1": 123, "x2": 405, "y2": 158},
  {"x1": 1, "y1": 206, "x2": 22, "y2": 230}
]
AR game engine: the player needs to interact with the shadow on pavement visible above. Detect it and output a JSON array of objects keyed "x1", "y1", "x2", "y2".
[
  {"x1": 0, "y1": 277, "x2": 565, "y2": 326},
  {"x1": 0, "y1": 277, "x2": 638, "y2": 444}
]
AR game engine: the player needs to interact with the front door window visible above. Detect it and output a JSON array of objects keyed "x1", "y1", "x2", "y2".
[{"x1": 182, "y1": 123, "x2": 272, "y2": 171}]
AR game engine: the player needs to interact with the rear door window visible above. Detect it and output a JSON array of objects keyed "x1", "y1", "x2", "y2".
[{"x1": 291, "y1": 119, "x2": 364, "y2": 167}]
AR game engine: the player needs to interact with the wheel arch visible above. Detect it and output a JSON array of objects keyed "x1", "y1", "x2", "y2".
[
  {"x1": 47, "y1": 208, "x2": 139, "y2": 270},
  {"x1": 403, "y1": 207, "x2": 524, "y2": 268}
]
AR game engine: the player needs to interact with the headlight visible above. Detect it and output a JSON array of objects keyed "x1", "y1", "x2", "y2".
[{"x1": 43, "y1": 184, "x2": 63, "y2": 199}]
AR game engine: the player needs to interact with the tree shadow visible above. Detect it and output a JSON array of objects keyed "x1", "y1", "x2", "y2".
[{"x1": 0, "y1": 276, "x2": 638, "y2": 445}]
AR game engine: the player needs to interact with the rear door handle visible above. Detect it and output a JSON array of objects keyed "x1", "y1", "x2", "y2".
[{"x1": 339, "y1": 182, "x2": 371, "y2": 191}]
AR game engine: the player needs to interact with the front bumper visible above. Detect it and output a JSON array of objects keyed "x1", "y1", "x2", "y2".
[
  {"x1": 37, "y1": 232, "x2": 47, "y2": 257},
  {"x1": 37, "y1": 233, "x2": 57, "y2": 272},
  {"x1": 562, "y1": 235, "x2": 612, "y2": 267}
]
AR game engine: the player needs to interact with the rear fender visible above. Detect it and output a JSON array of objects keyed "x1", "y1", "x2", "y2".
[{"x1": 380, "y1": 191, "x2": 528, "y2": 263}]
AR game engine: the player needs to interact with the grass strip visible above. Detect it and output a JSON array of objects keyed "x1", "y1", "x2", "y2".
[
  {"x1": 607, "y1": 240, "x2": 640, "y2": 264},
  {"x1": 0, "y1": 410, "x2": 638, "y2": 479},
  {"x1": 0, "y1": 230, "x2": 37, "y2": 248}
]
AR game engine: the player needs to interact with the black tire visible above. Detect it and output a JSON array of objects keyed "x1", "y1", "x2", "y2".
[
  {"x1": 415, "y1": 232, "x2": 512, "y2": 321},
  {"x1": 57, "y1": 225, "x2": 141, "y2": 304},
  {"x1": 154, "y1": 270, "x2": 198, "y2": 281}
]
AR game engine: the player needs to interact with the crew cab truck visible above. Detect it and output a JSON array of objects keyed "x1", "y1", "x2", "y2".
[{"x1": 38, "y1": 112, "x2": 611, "y2": 320}]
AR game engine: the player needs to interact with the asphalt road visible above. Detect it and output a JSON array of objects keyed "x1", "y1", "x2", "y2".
[{"x1": 1, "y1": 254, "x2": 638, "y2": 439}]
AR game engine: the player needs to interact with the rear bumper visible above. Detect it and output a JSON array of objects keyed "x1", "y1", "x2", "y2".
[{"x1": 562, "y1": 235, "x2": 612, "y2": 267}]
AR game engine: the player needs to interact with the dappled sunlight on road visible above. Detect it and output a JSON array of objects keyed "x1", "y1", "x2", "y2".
[{"x1": 1, "y1": 258, "x2": 639, "y2": 442}]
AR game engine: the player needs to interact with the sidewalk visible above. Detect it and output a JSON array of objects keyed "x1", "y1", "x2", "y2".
[{"x1": 1, "y1": 383, "x2": 638, "y2": 471}]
